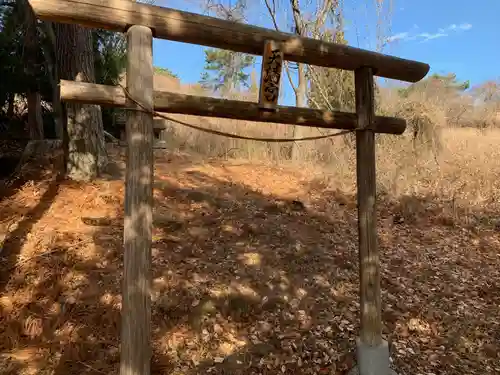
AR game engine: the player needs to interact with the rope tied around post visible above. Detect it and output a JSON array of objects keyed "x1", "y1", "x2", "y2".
[{"x1": 118, "y1": 84, "x2": 358, "y2": 143}]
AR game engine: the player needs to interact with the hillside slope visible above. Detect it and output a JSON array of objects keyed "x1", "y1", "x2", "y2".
[{"x1": 0, "y1": 149, "x2": 499, "y2": 375}]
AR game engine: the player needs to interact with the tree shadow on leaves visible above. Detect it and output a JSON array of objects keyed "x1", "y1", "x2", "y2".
[
  {"x1": 1, "y1": 155, "x2": 499, "y2": 375},
  {"x1": 0, "y1": 178, "x2": 61, "y2": 293}
]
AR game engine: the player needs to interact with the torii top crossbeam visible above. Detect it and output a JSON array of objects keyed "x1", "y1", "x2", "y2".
[{"x1": 29, "y1": 0, "x2": 429, "y2": 83}]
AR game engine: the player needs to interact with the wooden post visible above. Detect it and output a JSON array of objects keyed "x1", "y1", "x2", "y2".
[
  {"x1": 355, "y1": 66, "x2": 382, "y2": 347},
  {"x1": 121, "y1": 25, "x2": 154, "y2": 375},
  {"x1": 259, "y1": 40, "x2": 283, "y2": 110}
]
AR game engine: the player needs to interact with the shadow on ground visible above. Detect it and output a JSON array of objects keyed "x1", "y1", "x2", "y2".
[{"x1": 0, "y1": 153, "x2": 499, "y2": 375}]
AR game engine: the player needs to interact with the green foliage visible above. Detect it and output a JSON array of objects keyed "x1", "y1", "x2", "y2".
[
  {"x1": 154, "y1": 66, "x2": 178, "y2": 78},
  {"x1": 398, "y1": 73, "x2": 470, "y2": 99},
  {"x1": 395, "y1": 72, "x2": 471, "y2": 130},
  {"x1": 199, "y1": 48, "x2": 255, "y2": 94},
  {"x1": 0, "y1": 5, "x2": 22, "y2": 107},
  {"x1": 93, "y1": 29, "x2": 126, "y2": 86},
  {"x1": 0, "y1": 9, "x2": 128, "y2": 105},
  {"x1": 0, "y1": 2, "x2": 51, "y2": 111},
  {"x1": 199, "y1": 0, "x2": 254, "y2": 95},
  {"x1": 0, "y1": 1, "x2": 142, "y2": 138},
  {"x1": 91, "y1": 29, "x2": 127, "y2": 136}
]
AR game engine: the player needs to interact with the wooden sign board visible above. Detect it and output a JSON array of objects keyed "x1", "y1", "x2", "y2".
[{"x1": 259, "y1": 40, "x2": 283, "y2": 111}]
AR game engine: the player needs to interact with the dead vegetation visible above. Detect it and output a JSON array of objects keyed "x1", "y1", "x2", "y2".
[{"x1": 1, "y1": 132, "x2": 500, "y2": 374}]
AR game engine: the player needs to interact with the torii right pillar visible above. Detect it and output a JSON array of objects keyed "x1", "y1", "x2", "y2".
[{"x1": 350, "y1": 67, "x2": 398, "y2": 375}]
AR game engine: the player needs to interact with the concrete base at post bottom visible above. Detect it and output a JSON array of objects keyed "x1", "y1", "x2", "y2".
[{"x1": 347, "y1": 339, "x2": 400, "y2": 375}]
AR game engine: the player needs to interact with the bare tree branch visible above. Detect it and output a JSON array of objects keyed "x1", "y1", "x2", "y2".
[
  {"x1": 307, "y1": 66, "x2": 335, "y2": 111},
  {"x1": 263, "y1": 0, "x2": 298, "y2": 94}
]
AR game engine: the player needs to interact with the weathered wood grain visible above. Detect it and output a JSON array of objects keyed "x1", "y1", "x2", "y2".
[
  {"x1": 29, "y1": 0, "x2": 429, "y2": 82},
  {"x1": 259, "y1": 40, "x2": 283, "y2": 110},
  {"x1": 355, "y1": 66, "x2": 382, "y2": 347},
  {"x1": 120, "y1": 24, "x2": 154, "y2": 375},
  {"x1": 60, "y1": 80, "x2": 407, "y2": 134}
]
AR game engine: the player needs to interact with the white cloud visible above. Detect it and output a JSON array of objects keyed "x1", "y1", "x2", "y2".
[
  {"x1": 440, "y1": 23, "x2": 472, "y2": 33},
  {"x1": 418, "y1": 32, "x2": 448, "y2": 42},
  {"x1": 386, "y1": 22, "x2": 472, "y2": 44},
  {"x1": 386, "y1": 32, "x2": 409, "y2": 42},
  {"x1": 428, "y1": 33, "x2": 448, "y2": 39}
]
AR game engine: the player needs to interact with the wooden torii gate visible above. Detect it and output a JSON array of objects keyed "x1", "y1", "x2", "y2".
[{"x1": 28, "y1": 1, "x2": 429, "y2": 374}]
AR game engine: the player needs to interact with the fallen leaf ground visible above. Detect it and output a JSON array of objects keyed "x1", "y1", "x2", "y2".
[{"x1": 0, "y1": 149, "x2": 499, "y2": 375}]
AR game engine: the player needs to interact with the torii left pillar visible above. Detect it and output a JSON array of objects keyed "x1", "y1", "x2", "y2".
[{"x1": 120, "y1": 24, "x2": 154, "y2": 375}]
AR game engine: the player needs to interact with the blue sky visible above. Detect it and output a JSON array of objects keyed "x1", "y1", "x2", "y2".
[{"x1": 152, "y1": 0, "x2": 497, "y2": 106}]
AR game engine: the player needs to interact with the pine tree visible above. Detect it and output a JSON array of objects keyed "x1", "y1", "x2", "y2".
[
  {"x1": 398, "y1": 73, "x2": 469, "y2": 100},
  {"x1": 200, "y1": 49, "x2": 255, "y2": 95},
  {"x1": 93, "y1": 29, "x2": 127, "y2": 86},
  {"x1": 199, "y1": 0, "x2": 254, "y2": 96}
]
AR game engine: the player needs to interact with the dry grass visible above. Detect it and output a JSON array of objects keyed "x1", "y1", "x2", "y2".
[
  {"x1": 160, "y1": 108, "x2": 500, "y2": 211},
  {"x1": 0, "y1": 127, "x2": 499, "y2": 375}
]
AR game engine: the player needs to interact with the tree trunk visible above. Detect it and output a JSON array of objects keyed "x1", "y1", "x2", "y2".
[
  {"x1": 54, "y1": 23, "x2": 107, "y2": 181},
  {"x1": 27, "y1": 92, "x2": 44, "y2": 139},
  {"x1": 7, "y1": 94, "x2": 15, "y2": 118},
  {"x1": 22, "y1": 0, "x2": 44, "y2": 140},
  {"x1": 289, "y1": 0, "x2": 307, "y2": 161},
  {"x1": 290, "y1": 63, "x2": 307, "y2": 160},
  {"x1": 40, "y1": 21, "x2": 64, "y2": 139}
]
